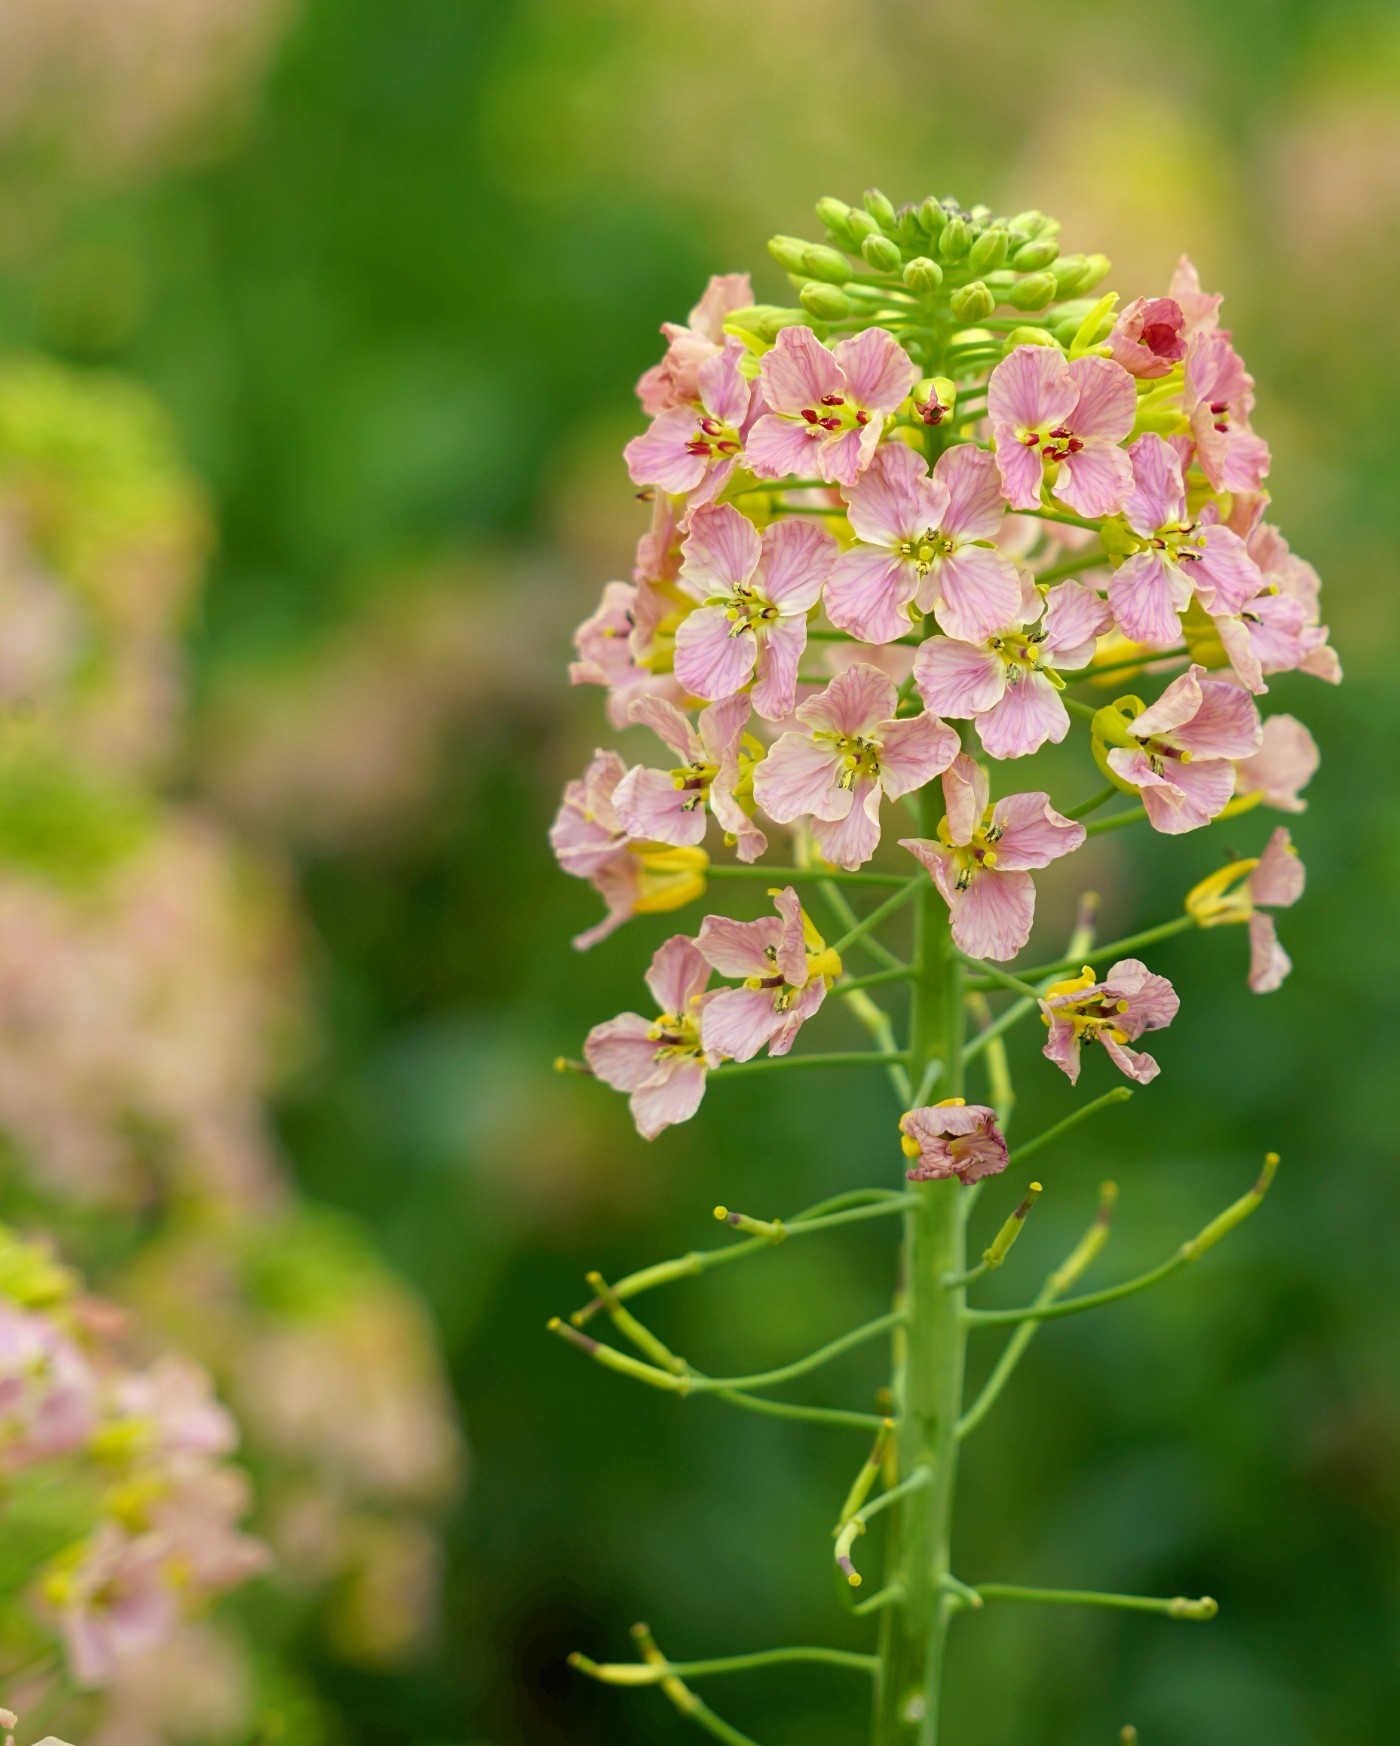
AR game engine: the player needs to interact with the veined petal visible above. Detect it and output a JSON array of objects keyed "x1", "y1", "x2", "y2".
[
  {"x1": 757, "y1": 517, "x2": 836, "y2": 611},
  {"x1": 699, "y1": 986, "x2": 783, "y2": 1063},
  {"x1": 913, "y1": 636, "x2": 1007, "y2": 718},
  {"x1": 615, "y1": 765, "x2": 708, "y2": 846},
  {"x1": 833, "y1": 328, "x2": 919, "y2": 411},
  {"x1": 1193, "y1": 527, "x2": 1263, "y2": 617},
  {"x1": 645, "y1": 933, "x2": 713, "y2": 1015},
  {"x1": 1067, "y1": 355, "x2": 1136, "y2": 441},
  {"x1": 674, "y1": 606, "x2": 757, "y2": 701},
  {"x1": 942, "y1": 753, "x2": 989, "y2": 846},
  {"x1": 1099, "y1": 1035, "x2": 1162, "y2": 1084},
  {"x1": 1235, "y1": 715, "x2": 1318, "y2": 813},
  {"x1": 771, "y1": 886, "x2": 809, "y2": 986},
  {"x1": 585, "y1": 1013, "x2": 667, "y2": 1092},
  {"x1": 992, "y1": 427, "x2": 1045, "y2": 511},
  {"x1": 930, "y1": 543, "x2": 1023, "y2": 644},
  {"x1": 1130, "y1": 664, "x2": 1207, "y2": 739},
  {"x1": 1056, "y1": 441, "x2": 1133, "y2": 519},
  {"x1": 630, "y1": 1058, "x2": 708, "y2": 1139},
  {"x1": 745, "y1": 413, "x2": 824, "y2": 481},
  {"x1": 1247, "y1": 911, "x2": 1291, "y2": 994},
  {"x1": 629, "y1": 694, "x2": 702, "y2": 760},
  {"x1": 699, "y1": 341, "x2": 752, "y2": 427},
  {"x1": 1108, "y1": 550, "x2": 1192, "y2": 647},
  {"x1": 696, "y1": 913, "x2": 781, "y2": 979},
  {"x1": 768, "y1": 977, "x2": 827, "y2": 1057},
  {"x1": 1250, "y1": 827, "x2": 1304, "y2": 909},
  {"x1": 877, "y1": 712, "x2": 960, "y2": 798},
  {"x1": 759, "y1": 326, "x2": 845, "y2": 414},
  {"x1": 988, "y1": 346, "x2": 1076, "y2": 430},
  {"x1": 1040, "y1": 1014, "x2": 1083, "y2": 1083},
  {"x1": 1172, "y1": 677, "x2": 1262, "y2": 759},
  {"x1": 753, "y1": 732, "x2": 848, "y2": 823},
  {"x1": 813, "y1": 782, "x2": 883, "y2": 869},
  {"x1": 935, "y1": 444, "x2": 1007, "y2": 542},
  {"x1": 976, "y1": 672, "x2": 1069, "y2": 760},
  {"x1": 825, "y1": 548, "x2": 919, "y2": 644},
  {"x1": 950, "y1": 867, "x2": 1036, "y2": 961},
  {"x1": 1123, "y1": 433, "x2": 1187, "y2": 537},
  {"x1": 1042, "y1": 578, "x2": 1114, "y2": 667},
  {"x1": 624, "y1": 410, "x2": 710, "y2": 495},
  {"x1": 751, "y1": 614, "x2": 807, "y2": 720},
  {"x1": 990, "y1": 792, "x2": 1085, "y2": 869},
  {"x1": 843, "y1": 440, "x2": 941, "y2": 548},
  {"x1": 798, "y1": 662, "x2": 898, "y2": 737}
]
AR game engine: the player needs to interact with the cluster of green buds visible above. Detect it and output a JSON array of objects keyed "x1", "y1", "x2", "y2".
[{"x1": 728, "y1": 190, "x2": 1115, "y2": 370}]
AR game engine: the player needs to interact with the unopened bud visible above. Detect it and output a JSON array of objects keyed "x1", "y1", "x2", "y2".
[
  {"x1": 844, "y1": 207, "x2": 882, "y2": 244},
  {"x1": 913, "y1": 376, "x2": 957, "y2": 425},
  {"x1": 800, "y1": 281, "x2": 852, "y2": 320},
  {"x1": 755, "y1": 308, "x2": 813, "y2": 341},
  {"x1": 861, "y1": 234, "x2": 904, "y2": 273},
  {"x1": 1007, "y1": 271, "x2": 1057, "y2": 311},
  {"x1": 938, "y1": 215, "x2": 971, "y2": 262},
  {"x1": 1050, "y1": 254, "x2": 1093, "y2": 298},
  {"x1": 968, "y1": 226, "x2": 1009, "y2": 273},
  {"x1": 1003, "y1": 326, "x2": 1058, "y2": 350},
  {"x1": 918, "y1": 197, "x2": 948, "y2": 237},
  {"x1": 1078, "y1": 253, "x2": 1113, "y2": 292},
  {"x1": 1012, "y1": 236, "x2": 1061, "y2": 272},
  {"x1": 950, "y1": 280, "x2": 996, "y2": 322},
  {"x1": 768, "y1": 235, "x2": 811, "y2": 275},
  {"x1": 894, "y1": 205, "x2": 926, "y2": 247},
  {"x1": 1007, "y1": 208, "x2": 1047, "y2": 239},
  {"x1": 801, "y1": 243, "x2": 855, "y2": 284},
  {"x1": 815, "y1": 196, "x2": 855, "y2": 241},
  {"x1": 863, "y1": 187, "x2": 897, "y2": 229},
  {"x1": 903, "y1": 256, "x2": 944, "y2": 293}
]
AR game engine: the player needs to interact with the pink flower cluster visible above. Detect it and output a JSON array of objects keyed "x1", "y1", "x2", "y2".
[{"x1": 558, "y1": 239, "x2": 1334, "y2": 1140}]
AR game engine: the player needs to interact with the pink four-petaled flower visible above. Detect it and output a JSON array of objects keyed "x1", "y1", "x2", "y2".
[
  {"x1": 1039, "y1": 958, "x2": 1180, "y2": 1085},
  {"x1": 584, "y1": 936, "x2": 718, "y2": 1139},
  {"x1": 696, "y1": 887, "x2": 839, "y2": 1062},
  {"x1": 615, "y1": 694, "x2": 766, "y2": 863},
  {"x1": 746, "y1": 327, "x2": 919, "y2": 487},
  {"x1": 625, "y1": 339, "x2": 758, "y2": 506},
  {"x1": 988, "y1": 346, "x2": 1136, "y2": 518},
  {"x1": 1102, "y1": 664, "x2": 1262, "y2": 835}
]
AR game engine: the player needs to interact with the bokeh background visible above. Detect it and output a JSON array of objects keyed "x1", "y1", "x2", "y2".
[{"x1": 0, "y1": 1, "x2": 1396, "y2": 1743}]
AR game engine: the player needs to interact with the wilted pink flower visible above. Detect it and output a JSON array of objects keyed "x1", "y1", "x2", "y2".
[
  {"x1": 674, "y1": 505, "x2": 834, "y2": 719},
  {"x1": 0, "y1": 1301, "x2": 96, "y2": 1471},
  {"x1": 988, "y1": 347, "x2": 1136, "y2": 517},
  {"x1": 1234, "y1": 714, "x2": 1319, "y2": 812},
  {"x1": 824, "y1": 442, "x2": 1022, "y2": 644},
  {"x1": 1102, "y1": 665, "x2": 1262, "y2": 834},
  {"x1": 899, "y1": 755, "x2": 1085, "y2": 961},
  {"x1": 637, "y1": 274, "x2": 754, "y2": 413},
  {"x1": 696, "y1": 887, "x2": 840, "y2": 1062},
  {"x1": 1168, "y1": 256, "x2": 1223, "y2": 338},
  {"x1": 899, "y1": 1100, "x2": 1008, "y2": 1184},
  {"x1": 1039, "y1": 958, "x2": 1180, "y2": 1084},
  {"x1": 624, "y1": 340, "x2": 757, "y2": 505},
  {"x1": 1107, "y1": 434, "x2": 1261, "y2": 647},
  {"x1": 1186, "y1": 827, "x2": 1305, "y2": 993},
  {"x1": 549, "y1": 749, "x2": 633, "y2": 883},
  {"x1": 584, "y1": 935, "x2": 717, "y2": 1139},
  {"x1": 753, "y1": 664, "x2": 957, "y2": 869},
  {"x1": 1107, "y1": 297, "x2": 1188, "y2": 379},
  {"x1": 1183, "y1": 330, "x2": 1270, "y2": 494},
  {"x1": 914, "y1": 577, "x2": 1112, "y2": 759},
  {"x1": 746, "y1": 327, "x2": 918, "y2": 487},
  {"x1": 615, "y1": 695, "x2": 766, "y2": 863}
]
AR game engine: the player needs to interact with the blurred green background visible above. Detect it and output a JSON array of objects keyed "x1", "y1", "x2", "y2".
[{"x1": 0, "y1": 0, "x2": 1396, "y2": 1741}]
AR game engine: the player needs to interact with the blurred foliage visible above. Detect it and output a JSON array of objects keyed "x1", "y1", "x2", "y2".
[{"x1": 0, "y1": 1, "x2": 1397, "y2": 1744}]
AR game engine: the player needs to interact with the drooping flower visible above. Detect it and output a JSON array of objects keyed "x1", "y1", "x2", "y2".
[
  {"x1": 673, "y1": 504, "x2": 835, "y2": 719},
  {"x1": 615, "y1": 695, "x2": 766, "y2": 862},
  {"x1": 988, "y1": 347, "x2": 1136, "y2": 517},
  {"x1": 583, "y1": 936, "x2": 718, "y2": 1139},
  {"x1": 746, "y1": 327, "x2": 919, "y2": 487},
  {"x1": 899, "y1": 755, "x2": 1085, "y2": 961},
  {"x1": 1234, "y1": 714, "x2": 1319, "y2": 813},
  {"x1": 624, "y1": 339, "x2": 758, "y2": 506},
  {"x1": 752, "y1": 664, "x2": 957, "y2": 869},
  {"x1": 1182, "y1": 330, "x2": 1270, "y2": 494},
  {"x1": 899, "y1": 1099, "x2": 1008, "y2": 1185},
  {"x1": 696, "y1": 887, "x2": 841, "y2": 1062},
  {"x1": 914, "y1": 577, "x2": 1112, "y2": 759},
  {"x1": 550, "y1": 750, "x2": 709, "y2": 948},
  {"x1": 824, "y1": 442, "x2": 1022, "y2": 644},
  {"x1": 1185, "y1": 827, "x2": 1304, "y2": 993},
  {"x1": 1039, "y1": 958, "x2": 1180, "y2": 1084},
  {"x1": 1096, "y1": 665, "x2": 1262, "y2": 835},
  {"x1": 637, "y1": 274, "x2": 754, "y2": 414},
  {"x1": 1107, "y1": 297, "x2": 1188, "y2": 379},
  {"x1": 1106, "y1": 434, "x2": 1262, "y2": 648}
]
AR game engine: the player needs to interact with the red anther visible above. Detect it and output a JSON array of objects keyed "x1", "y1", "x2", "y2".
[
  {"x1": 820, "y1": 417, "x2": 841, "y2": 431},
  {"x1": 697, "y1": 417, "x2": 721, "y2": 437},
  {"x1": 1022, "y1": 431, "x2": 1040, "y2": 446},
  {"x1": 801, "y1": 407, "x2": 821, "y2": 424},
  {"x1": 1067, "y1": 437, "x2": 1084, "y2": 453},
  {"x1": 716, "y1": 440, "x2": 739, "y2": 454},
  {"x1": 685, "y1": 440, "x2": 711, "y2": 457},
  {"x1": 820, "y1": 394, "x2": 845, "y2": 406},
  {"x1": 1209, "y1": 399, "x2": 1229, "y2": 415},
  {"x1": 855, "y1": 409, "x2": 870, "y2": 426}
]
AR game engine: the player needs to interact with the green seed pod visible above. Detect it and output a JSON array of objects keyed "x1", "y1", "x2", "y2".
[
  {"x1": 863, "y1": 187, "x2": 897, "y2": 229},
  {"x1": 1007, "y1": 270, "x2": 1058, "y2": 311},
  {"x1": 800, "y1": 243, "x2": 855, "y2": 284},
  {"x1": 918, "y1": 197, "x2": 949, "y2": 236},
  {"x1": 968, "y1": 227, "x2": 1010, "y2": 273},
  {"x1": 902, "y1": 256, "x2": 944, "y2": 293},
  {"x1": 1003, "y1": 326, "x2": 1058, "y2": 350},
  {"x1": 938, "y1": 216, "x2": 971, "y2": 262},
  {"x1": 950, "y1": 280, "x2": 996, "y2": 322},
  {"x1": 1012, "y1": 236, "x2": 1061, "y2": 272},
  {"x1": 861, "y1": 234, "x2": 904, "y2": 273},
  {"x1": 800, "y1": 282, "x2": 853, "y2": 320}
]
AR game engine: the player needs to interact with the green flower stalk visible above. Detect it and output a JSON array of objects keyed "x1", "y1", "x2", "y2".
[{"x1": 552, "y1": 187, "x2": 1332, "y2": 1743}]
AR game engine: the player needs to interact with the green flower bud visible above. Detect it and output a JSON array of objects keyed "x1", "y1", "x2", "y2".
[
  {"x1": 1052, "y1": 302, "x2": 1115, "y2": 347},
  {"x1": 844, "y1": 208, "x2": 883, "y2": 244},
  {"x1": 968, "y1": 227, "x2": 1009, "y2": 273},
  {"x1": 1050, "y1": 254, "x2": 1093, "y2": 298},
  {"x1": 816, "y1": 196, "x2": 853, "y2": 234},
  {"x1": 918, "y1": 197, "x2": 949, "y2": 237},
  {"x1": 894, "y1": 205, "x2": 926, "y2": 248},
  {"x1": 950, "y1": 280, "x2": 996, "y2": 322},
  {"x1": 938, "y1": 216, "x2": 971, "y2": 262},
  {"x1": 800, "y1": 244, "x2": 855, "y2": 284},
  {"x1": 800, "y1": 282, "x2": 853, "y2": 320},
  {"x1": 722, "y1": 304, "x2": 778, "y2": 335},
  {"x1": 768, "y1": 235, "x2": 812, "y2": 275},
  {"x1": 1079, "y1": 253, "x2": 1113, "y2": 292},
  {"x1": 863, "y1": 187, "x2": 897, "y2": 229},
  {"x1": 861, "y1": 234, "x2": 904, "y2": 273},
  {"x1": 913, "y1": 376, "x2": 958, "y2": 426},
  {"x1": 903, "y1": 256, "x2": 944, "y2": 293},
  {"x1": 1012, "y1": 236, "x2": 1061, "y2": 271},
  {"x1": 1090, "y1": 696, "x2": 1147, "y2": 790},
  {"x1": 1007, "y1": 208, "x2": 1047, "y2": 239},
  {"x1": 1003, "y1": 326, "x2": 1058, "y2": 350},
  {"x1": 756, "y1": 308, "x2": 814, "y2": 341},
  {"x1": 968, "y1": 203, "x2": 994, "y2": 226},
  {"x1": 1007, "y1": 271, "x2": 1058, "y2": 311}
]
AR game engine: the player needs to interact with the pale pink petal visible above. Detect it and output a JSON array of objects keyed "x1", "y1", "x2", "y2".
[
  {"x1": 1123, "y1": 433, "x2": 1187, "y2": 535},
  {"x1": 825, "y1": 548, "x2": 919, "y2": 645},
  {"x1": 1067, "y1": 356, "x2": 1136, "y2": 441},
  {"x1": 698, "y1": 342, "x2": 751, "y2": 427},
  {"x1": 1130, "y1": 665, "x2": 1207, "y2": 740},
  {"x1": 833, "y1": 329, "x2": 919, "y2": 411},
  {"x1": 1171, "y1": 678, "x2": 1262, "y2": 759},
  {"x1": 818, "y1": 426, "x2": 869, "y2": 488},
  {"x1": 1235, "y1": 715, "x2": 1318, "y2": 812},
  {"x1": 631, "y1": 1059, "x2": 708, "y2": 1139},
  {"x1": 877, "y1": 712, "x2": 960, "y2": 797},
  {"x1": 902, "y1": 1103, "x2": 1008, "y2": 1184},
  {"x1": 681, "y1": 504, "x2": 762, "y2": 596},
  {"x1": 798, "y1": 662, "x2": 898, "y2": 738},
  {"x1": 674, "y1": 606, "x2": 756, "y2": 701},
  {"x1": 1109, "y1": 298, "x2": 1187, "y2": 379},
  {"x1": 930, "y1": 543, "x2": 1024, "y2": 643},
  {"x1": 624, "y1": 410, "x2": 709, "y2": 494},
  {"x1": 1247, "y1": 911, "x2": 1291, "y2": 994},
  {"x1": 935, "y1": 445, "x2": 1007, "y2": 542},
  {"x1": 757, "y1": 517, "x2": 836, "y2": 611},
  {"x1": 992, "y1": 426, "x2": 1046, "y2": 510},
  {"x1": 899, "y1": 836, "x2": 959, "y2": 911},
  {"x1": 1055, "y1": 442, "x2": 1133, "y2": 518},
  {"x1": 753, "y1": 732, "x2": 848, "y2": 823},
  {"x1": 1103, "y1": 959, "x2": 1180, "y2": 1034},
  {"x1": 914, "y1": 636, "x2": 1006, "y2": 717},
  {"x1": 843, "y1": 440, "x2": 938, "y2": 547},
  {"x1": 696, "y1": 913, "x2": 780, "y2": 979},
  {"x1": 1108, "y1": 550, "x2": 1192, "y2": 647},
  {"x1": 759, "y1": 326, "x2": 845, "y2": 414},
  {"x1": 697, "y1": 693, "x2": 752, "y2": 762},
  {"x1": 1108, "y1": 748, "x2": 1235, "y2": 833},
  {"x1": 771, "y1": 886, "x2": 809, "y2": 985},
  {"x1": 813, "y1": 783, "x2": 883, "y2": 869},
  {"x1": 1250, "y1": 827, "x2": 1305, "y2": 909},
  {"x1": 585, "y1": 1013, "x2": 667, "y2": 1092},
  {"x1": 615, "y1": 765, "x2": 708, "y2": 846},
  {"x1": 1041, "y1": 578, "x2": 1114, "y2": 667},
  {"x1": 699, "y1": 986, "x2": 783, "y2": 1062},
  {"x1": 1041, "y1": 1015, "x2": 1083, "y2": 1083},
  {"x1": 990, "y1": 793, "x2": 1085, "y2": 869},
  {"x1": 745, "y1": 413, "x2": 825, "y2": 481},
  {"x1": 689, "y1": 273, "x2": 754, "y2": 340},
  {"x1": 976, "y1": 673, "x2": 1068, "y2": 759},
  {"x1": 941, "y1": 753, "x2": 989, "y2": 846},
  {"x1": 751, "y1": 614, "x2": 807, "y2": 720},
  {"x1": 1216, "y1": 612, "x2": 1266, "y2": 695},
  {"x1": 630, "y1": 694, "x2": 701, "y2": 760},
  {"x1": 768, "y1": 977, "x2": 828, "y2": 1056},
  {"x1": 1192, "y1": 527, "x2": 1263, "y2": 617},
  {"x1": 950, "y1": 867, "x2": 1036, "y2": 961},
  {"x1": 988, "y1": 346, "x2": 1076, "y2": 430},
  {"x1": 1099, "y1": 1035, "x2": 1162, "y2": 1083},
  {"x1": 645, "y1": 934, "x2": 713, "y2": 1014}
]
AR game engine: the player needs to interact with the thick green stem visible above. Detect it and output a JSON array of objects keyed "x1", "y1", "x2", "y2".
[{"x1": 873, "y1": 868, "x2": 967, "y2": 1745}]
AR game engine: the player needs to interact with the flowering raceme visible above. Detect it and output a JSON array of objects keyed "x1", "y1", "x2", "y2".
[{"x1": 551, "y1": 187, "x2": 1335, "y2": 1746}]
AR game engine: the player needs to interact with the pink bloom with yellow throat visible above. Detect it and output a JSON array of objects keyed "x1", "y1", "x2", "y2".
[
  {"x1": 584, "y1": 935, "x2": 718, "y2": 1139},
  {"x1": 1040, "y1": 958, "x2": 1179, "y2": 1085},
  {"x1": 696, "y1": 888, "x2": 841, "y2": 1063},
  {"x1": 988, "y1": 346, "x2": 1136, "y2": 518},
  {"x1": 746, "y1": 326, "x2": 918, "y2": 488}
]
